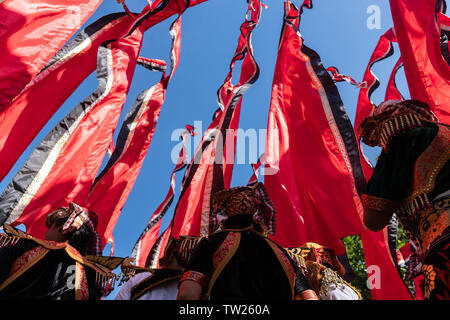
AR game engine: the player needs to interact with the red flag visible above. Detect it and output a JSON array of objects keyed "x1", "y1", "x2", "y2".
[
  {"x1": 385, "y1": 58, "x2": 405, "y2": 101},
  {"x1": 0, "y1": 0, "x2": 209, "y2": 237},
  {"x1": 0, "y1": 0, "x2": 103, "y2": 108},
  {"x1": 0, "y1": 0, "x2": 208, "y2": 181},
  {"x1": 0, "y1": 12, "x2": 137, "y2": 181},
  {"x1": 360, "y1": 230, "x2": 413, "y2": 299},
  {"x1": 0, "y1": 23, "x2": 146, "y2": 239},
  {"x1": 353, "y1": 28, "x2": 397, "y2": 181},
  {"x1": 264, "y1": 0, "x2": 365, "y2": 255},
  {"x1": 86, "y1": 15, "x2": 183, "y2": 251},
  {"x1": 170, "y1": 0, "x2": 262, "y2": 238},
  {"x1": 389, "y1": 0, "x2": 450, "y2": 123},
  {"x1": 129, "y1": 125, "x2": 194, "y2": 268},
  {"x1": 353, "y1": 22, "x2": 413, "y2": 301},
  {"x1": 145, "y1": 223, "x2": 172, "y2": 269}
]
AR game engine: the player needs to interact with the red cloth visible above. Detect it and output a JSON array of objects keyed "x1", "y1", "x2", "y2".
[
  {"x1": 385, "y1": 58, "x2": 404, "y2": 101},
  {"x1": 0, "y1": 0, "x2": 208, "y2": 240},
  {"x1": 389, "y1": 0, "x2": 450, "y2": 123},
  {"x1": 0, "y1": 0, "x2": 207, "y2": 181},
  {"x1": 129, "y1": 124, "x2": 193, "y2": 268},
  {"x1": 353, "y1": 28, "x2": 397, "y2": 181},
  {"x1": 264, "y1": 1, "x2": 364, "y2": 255},
  {"x1": 0, "y1": 0, "x2": 103, "y2": 108},
  {"x1": 360, "y1": 230, "x2": 413, "y2": 300},
  {"x1": 86, "y1": 16, "x2": 183, "y2": 251},
  {"x1": 0, "y1": 12, "x2": 136, "y2": 181},
  {"x1": 353, "y1": 23, "x2": 413, "y2": 300},
  {"x1": 170, "y1": 0, "x2": 262, "y2": 238},
  {"x1": 2, "y1": 24, "x2": 146, "y2": 240}
]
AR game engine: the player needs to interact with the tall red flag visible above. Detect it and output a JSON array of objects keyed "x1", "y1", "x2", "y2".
[
  {"x1": 264, "y1": 0, "x2": 365, "y2": 255},
  {"x1": 0, "y1": 0, "x2": 208, "y2": 181},
  {"x1": 128, "y1": 125, "x2": 194, "y2": 268},
  {"x1": 0, "y1": 0, "x2": 209, "y2": 238},
  {"x1": 352, "y1": 23, "x2": 413, "y2": 302},
  {"x1": 0, "y1": 23, "x2": 146, "y2": 239},
  {"x1": 170, "y1": 0, "x2": 262, "y2": 238},
  {"x1": 86, "y1": 15, "x2": 184, "y2": 251},
  {"x1": 389, "y1": 0, "x2": 450, "y2": 123},
  {"x1": 0, "y1": 0, "x2": 103, "y2": 108}
]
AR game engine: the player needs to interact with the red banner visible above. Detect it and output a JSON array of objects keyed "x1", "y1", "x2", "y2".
[
  {"x1": 0, "y1": 0, "x2": 208, "y2": 239},
  {"x1": 129, "y1": 125, "x2": 194, "y2": 268},
  {"x1": 170, "y1": 0, "x2": 262, "y2": 238},
  {"x1": 0, "y1": 24, "x2": 145, "y2": 239},
  {"x1": 353, "y1": 28, "x2": 397, "y2": 181},
  {"x1": 352, "y1": 19, "x2": 413, "y2": 301},
  {"x1": 389, "y1": 0, "x2": 450, "y2": 123},
  {"x1": 264, "y1": 0, "x2": 365, "y2": 255},
  {"x1": 86, "y1": 16, "x2": 183, "y2": 252},
  {"x1": 0, "y1": 0, "x2": 103, "y2": 108},
  {"x1": 0, "y1": 0, "x2": 207, "y2": 181}
]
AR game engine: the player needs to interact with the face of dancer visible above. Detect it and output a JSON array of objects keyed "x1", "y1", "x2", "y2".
[{"x1": 45, "y1": 220, "x2": 68, "y2": 242}]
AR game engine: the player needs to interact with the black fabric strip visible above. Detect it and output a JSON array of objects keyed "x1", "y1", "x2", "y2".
[
  {"x1": 440, "y1": 30, "x2": 450, "y2": 66},
  {"x1": 145, "y1": 227, "x2": 169, "y2": 268},
  {"x1": 367, "y1": 43, "x2": 394, "y2": 101},
  {"x1": 391, "y1": 61, "x2": 405, "y2": 100}
]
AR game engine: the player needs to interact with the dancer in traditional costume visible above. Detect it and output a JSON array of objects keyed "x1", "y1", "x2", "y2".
[
  {"x1": 359, "y1": 99, "x2": 450, "y2": 299},
  {"x1": 286, "y1": 243, "x2": 362, "y2": 300},
  {"x1": 115, "y1": 236, "x2": 200, "y2": 300},
  {"x1": 0, "y1": 203, "x2": 122, "y2": 299},
  {"x1": 177, "y1": 183, "x2": 318, "y2": 300}
]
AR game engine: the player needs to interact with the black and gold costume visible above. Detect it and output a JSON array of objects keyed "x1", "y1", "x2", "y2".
[
  {"x1": 0, "y1": 224, "x2": 122, "y2": 300},
  {"x1": 181, "y1": 215, "x2": 312, "y2": 300},
  {"x1": 360, "y1": 100, "x2": 450, "y2": 299}
]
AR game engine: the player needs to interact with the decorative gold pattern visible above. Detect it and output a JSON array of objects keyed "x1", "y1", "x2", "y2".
[
  {"x1": 319, "y1": 268, "x2": 347, "y2": 297},
  {"x1": 75, "y1": 262, "x2": 89, "y2": 300},
  {"x1": 397, "y1": 126, "x2": 450, "y2": 253},
  {"x1": 265, "y1": 239, "x2": 296, "y2": 299},
  {"x1": 379, "y1": 112, "x2": 425, "y2": 152},
  {"x1": 206, "y1": 232, "x2": 241, "y2": 298},
  {"x1": 180, "y1": 271, "x2": 209, "y2": 291},
  {"x1": 0, "y1": 245, "x2": 49, "y2": 293},
  {"x1": 361, "y1": 194, "x2": 400, "y2": 213},
  {"x1": 422, "y1": 264, "x2": 437, "y2": 299}
]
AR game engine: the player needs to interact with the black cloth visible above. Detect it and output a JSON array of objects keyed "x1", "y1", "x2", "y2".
[
  {"x1": 363, "y1": 125, "x2": 450, "y2": 201},
  {"x1": 0, "y1": 239, "x2": 101, "y2": 300},
  {"x1": 185, "y1": 215, "x2": 312, "y2": 300}
]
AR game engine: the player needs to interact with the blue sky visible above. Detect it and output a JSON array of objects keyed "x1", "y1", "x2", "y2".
[{"x1": 1, "y1": 0, "x2": 412, "y2": 298}]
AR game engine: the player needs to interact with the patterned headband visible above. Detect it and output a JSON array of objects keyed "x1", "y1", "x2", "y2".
[
  {"x1": 358, "y1": 99, "x2": 438, "y2": 150},
  {"x1": 210, "y1": 182, "x2": 276, "y2": 235},
  {"x1": 47, "y1": 203, "x2": 102, "y2": 256}
]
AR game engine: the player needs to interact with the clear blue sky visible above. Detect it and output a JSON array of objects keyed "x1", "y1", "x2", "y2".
[{"x1": 1, "y1": 0, "x2": 412, "y2": 299}]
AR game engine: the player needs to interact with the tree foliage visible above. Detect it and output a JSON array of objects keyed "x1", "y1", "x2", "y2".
[{"x1": 342, "y1": 224, "x2": 412, "y2": 300}]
